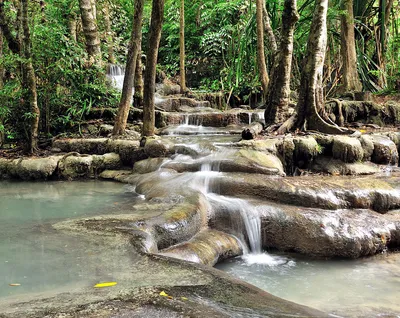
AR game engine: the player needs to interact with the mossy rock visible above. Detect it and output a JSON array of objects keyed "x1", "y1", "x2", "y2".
[
  {"x1": 133, "y1": 157, "x2": 168, "y2": 174},
  {"x1": 293, "y1": 136, "x2": 320, "y2": 167},
  {"x1": 332, "y1": 136, "x2": 364, "y2": 163}
]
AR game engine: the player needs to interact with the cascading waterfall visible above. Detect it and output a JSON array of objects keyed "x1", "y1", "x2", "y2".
[
  {"x1": 106, "y1": 64, "x2": 125, "y2": 91},
  {"x1": 207, "y1": 193, "x2": 262, "y2": 254}
]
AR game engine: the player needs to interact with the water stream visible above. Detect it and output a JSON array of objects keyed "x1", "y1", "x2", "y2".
[{"x1": 0, "y1": 181, "x2": 139, "y2": 300}]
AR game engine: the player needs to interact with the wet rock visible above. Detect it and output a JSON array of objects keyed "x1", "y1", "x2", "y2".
[
  {"x1": 241, "y1": 122, "x2": 263, "y2": 140},
  {"x1": 0, "y1": 156, "x2": 61, "y2": 180},
  {"x1": 133, "y1": 157, "x2": 168, "y2": 174},
  {"x1": 370, "y1": 135, "x2": 399, "y2": 165},
  {"x1": 99, "y1": 124, "x2": 114, "y2": 136},
  {"x1": 313, "y1": 134, "x2": 334, "y2": 155},
  {"x1": 276, "y1": 136, "x2": 295, "y2": 175},
  {"x1": 332, "y1": 136, "x2": 364, "y2": 163},
  {"x1": 164, "y1": 149, "x2": 285, "y2": 176},
  {"x1": 144, "y1": 138, "x2": 175, "y2": 158},
  {"x1": 159, "y1": 229, "x2": 243, "y2": 266},
  {"x1": 155, "y1": 97, "x2": 210, "y2": 112},
  {"x1": 311, "y1": 157, "x2": 379, "y2": 175},
  {"x1": 259, "y1": 203, "x2": 400, "y2": 258},
  {"x1": 359, "y1": 135, "x2": 374, "y2": 161},
  {"x1": 215, "y1": 173, "x2": 400, "y2": 213}
]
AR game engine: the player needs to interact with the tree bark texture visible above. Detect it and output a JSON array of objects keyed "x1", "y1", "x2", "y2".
[
  {"x1": 113, "y1": 0, "x2": 144, "y2": 135},
  {"x1": 104, "y1": 3, "x2": 115, "y2": 64},
  {"x1": 278, "y1": 0, "x2": 347, "y2": 135},
  {"x1": 263, "y1": 6, "x2": 277, "y2": 55},
  {"x1": 0, "y1": 26, "x2": 4, "y2": 146},
  {"x1": 256, "y1": 0, "x2": 269, "y2": 96},
  {"x1": 340, "y1": 0, "x2": 362, "y2": 92},
  {"x1": 134, "y1": 51, "x2": 144, "y2": 107},
  {"x1": 21, "y1": 0, "x2": 40, "y2": 153},
  {"x1": 179, "y1": 0, "x2": 186, "y2": 93},
  {"x1": 264, "y1": 0, "x2": 298, "y2": 125},
  {"x1": 78, "y1": 0, "x2": 101, "y2": 64},
  {"x1": 142, "y1": 0, "x2": 165, "y2": 136}
]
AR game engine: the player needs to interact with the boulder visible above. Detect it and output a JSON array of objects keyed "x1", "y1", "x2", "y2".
[
  {"x1": 293, "y1": 136, "x2": 320, "y2": 167},
  {"x1": 370, "y1": 135, "x2": 399, "y2": 165},
  {"x1": 259, "y1": 203, "x2": 400, "y2": 258},
  {"x1": 359, "y1": 135, "x2": 374, "y2": 161},
  {"x1": 332, "y1": 136, "x2": 364, "y2": 163},
  {"x1": 0, "y1": 156, "x2": 61, "y2": 180}
]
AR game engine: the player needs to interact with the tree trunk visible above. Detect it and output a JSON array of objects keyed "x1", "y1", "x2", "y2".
[
  {"x1": 256, "y1": 0, "x2": 269, "y2": 97},
  {"x1": 21, "y1": 0, "x2": 40, "y2": 153},
  {"x1": 263, "y1": 6, "x2": 277, "y2": 55},
  {"x1": 278, "y1": 0, "x2": 348, "y2": 135},
  {"x1": 142, "y1": 0, "x2": 165, "y2": 137},
  {"x1": 179, "y1": 0, "x2": 186, "y2": 93},
  {"x1": 67, "y1": 12, "x2": 77, "y2": 42},
  {"x1": 78, "y1": 0, "x2": 101, "y2": 64},
  {"x1": 340, "y1": 0, "x2": 362, "y2": 92},
  {"x1": 113, "y1": 0, "x2": 144, "y2": 135},
  {"x1": 0, "y1": 0, "x2": 20, "y2": 54},
  {"x1": 264, "y1": 0, "x2": 298, "y2": 125},
  {"x1": 134, "y1": 51, "x2": 144, "y2": 107},
  {"x1": 104, "y1": 3, "x2": 115, "y2": 64}
]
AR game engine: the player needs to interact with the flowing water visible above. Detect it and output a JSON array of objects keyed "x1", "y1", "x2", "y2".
[
  {"x1": 107, "y1": 64, "x2": 125, "y2": 91},
  {"x1": 216, "y1": 252, "x2": 400, "y2": 317},
  {"x1": 0, "y1": 181, "x2": 140, "y2": 300}
]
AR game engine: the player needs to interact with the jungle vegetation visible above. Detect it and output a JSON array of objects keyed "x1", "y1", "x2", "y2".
[{"x1": 0, "y1": 0, "x2": 399, "y2": 151}]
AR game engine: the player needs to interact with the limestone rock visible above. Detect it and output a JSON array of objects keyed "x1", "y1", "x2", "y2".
[
  {"x1": 0, "y1": 156, "x2": 61, "y2": 180},
  {"x1": 293, "y1": 136, "x2": 320, "y2": 167},
  {"x1": 133, "y1": 157, "x2": 168, "y2": 174},
  {"x1": 332, "y1": 136, "x2": 364, "y2": 163},
  {"x1": 370, "y1": 135, "x2": 399, "y2": 165},
  {"x1": 144, "y1": 138, "x2": 175, "y2": 158},
  {"x1": 311, "y1": 157, "x2": 379, "y2": 175},
  {"x1": 359, "y1": 135, "x2": 374, "y2": 161},
  {"x1": 159, "y1": 229, "x2": 243, "y2": 266}
]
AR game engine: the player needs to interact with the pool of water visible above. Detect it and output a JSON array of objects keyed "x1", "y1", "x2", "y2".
[
  {"x1": 216, "y1": 251, "x2": 400, "y2": 317},
  {"x1": 0, "y1": 180, "x2": 140, "y2": 299}
]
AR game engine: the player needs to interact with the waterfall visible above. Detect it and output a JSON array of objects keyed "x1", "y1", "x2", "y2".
[
  {"x1": 107, "y1": 64, "x2": 125, "y2": 91},
  {"x1": 207, "y1": 193, "x2": 262, "y2": 254}
]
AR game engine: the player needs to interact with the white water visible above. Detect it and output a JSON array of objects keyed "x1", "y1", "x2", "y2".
[
  {"x1": 207, "y1": 193, "x2": 262, "y2": 254},
  {"x1": 107, "y1": 64, "x2": 125, "y2": 91}
]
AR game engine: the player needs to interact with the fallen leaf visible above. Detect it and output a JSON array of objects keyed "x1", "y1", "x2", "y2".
[
  {"x1": 181, "y1": 297, "x2": 188, "y2": 301},
  {"x1": 94, "y1": 282, "x2": 117, "y2": 288},
  {"x1": 9, "y1": 283, "x2": 21, "y2": 287},
  {"x1": 159, "y1": 291, "x2": 169, "y2": 297}
]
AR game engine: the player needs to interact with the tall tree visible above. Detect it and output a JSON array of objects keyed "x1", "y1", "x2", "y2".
[
  {"x1": 113, "y1": 0, "x2": 144, "y2": 135},
  {"x1": 104, "y1": 2, "x2": 115, "y2": 64},
  {"x1": 179, "y1": 0, "x2": 186, "y2": 93},
  {"x1": 0, "y1": 26, "x2": 4, "y2": 147},
  {"x1": 340, "y1": 0, "x2": 362, "y2": 92},
  {"x1": 142, "y1": 0, "x2": 165, "y2": 137},
  {"x1": 21, "y1": 0, "x2": 40, "y2": 152},
  {"x1": 134, "y1": 50, "x2": 144, "y2": 107},
  {"x1": 264, "y1": 0, "x2": 298, "y2": 126},
  {"x1": 78, "y1": 0, "x2": 101, "y2": 64},
  {"x1": 277, "y1": 0, "x2": 348, "y2": 134},
  {"x1": 256, "y1": 0, "x2": 269, "y2": 96}
]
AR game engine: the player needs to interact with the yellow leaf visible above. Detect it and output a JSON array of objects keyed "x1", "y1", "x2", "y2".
[
  {"x1": 181, "y1": 297, "x2": 188, "y2": 301},
  {"x1": 94, "y1": 282, "x2": 117, "y2": 288},
  {"x1": 360, "y1": 129, "x2": 367, "y2": 133},
  {"x1": 9, "y1": 283, "x2": 21, "y2": 287},
  {"x1": 159, "y1": 291, "x2": 169, "y2": 297}
]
